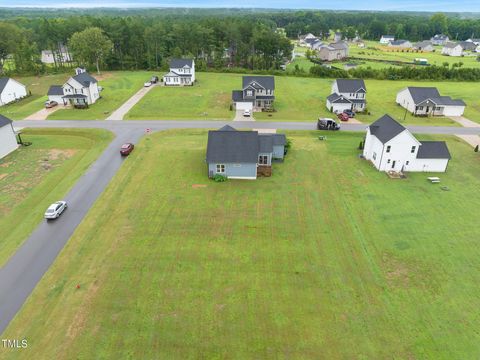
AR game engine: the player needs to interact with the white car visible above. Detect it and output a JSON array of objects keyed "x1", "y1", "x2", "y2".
[
  {"x1": 243, "y1": 109, "x2": 251, "y2": 117},
  {"x1": 44, "y1": 201, "x2": 68, "y2": 220},
  {"x1": 144, "y1": 81, "x2": 152, "y2": 87}
]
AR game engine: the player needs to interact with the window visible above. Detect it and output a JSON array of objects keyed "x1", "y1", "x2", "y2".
[
  {"x1": 418, "y1": 106, "x2": 424, "y2": 111},
  {"x1": 406, "y1": 161, "x2": 410, "y2": 165},
  {"x1": 387, "y1": 159, "x2": 391, "y2": 164},
  {"x1": 411, "y1": 146, "x2": 416, "y2": 153},
  {"x1": 373, "y1": 152, "x2": 377, "y2": 160},
  {"x1": 246, "y1": 90, "x2": 253, "y2": 97},
  {"x1": 258, "y1": 155, "x2": 268, "y2": 165},
  {"x1": 386, "y1": 145, "x2": 391, "y2": 153},
  {"x1": 216, "y1": 164, "x2": 225, "y2": 173}
]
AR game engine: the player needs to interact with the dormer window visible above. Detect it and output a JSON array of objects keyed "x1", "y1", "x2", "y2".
[{"x1": 246, "y1": 90, "x2": 253, "y2": 97}]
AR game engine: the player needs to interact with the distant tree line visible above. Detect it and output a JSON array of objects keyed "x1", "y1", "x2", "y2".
[{"x1": 2, "y1": 9, "x2": 480, "y2": 75}]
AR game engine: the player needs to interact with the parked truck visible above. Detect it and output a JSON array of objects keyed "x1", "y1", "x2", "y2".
[{"x1": 317, "y1": 118, "x2": 340, "y2": 130}]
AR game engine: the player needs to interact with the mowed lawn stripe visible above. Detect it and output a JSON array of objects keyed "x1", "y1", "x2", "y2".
[{"x1": 2, "y1": 130, "x2": 480, "y2": 359}]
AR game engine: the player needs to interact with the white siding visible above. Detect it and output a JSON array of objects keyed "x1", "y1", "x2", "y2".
[
  {"x1": 406, "y1": 158, "x2": 449, "y2": 172},
  {"x1": 0, "y1": 124, "x2": 18, "y2": 159},
  {"x1": 396, "y1": 89, "x2": 416, "y2": 113},
  {"x1": 0, "y1": 79, "x2": 27, "y2": 106},
  {"x1": 442, "y1": 105, "x2": 465, "y2": 117}
]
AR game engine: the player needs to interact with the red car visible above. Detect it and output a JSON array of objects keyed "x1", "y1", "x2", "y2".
[
  {"x1": 337, "y1": 112, "x2": 350, "y2": 122},
  {"x1": 120, "y1": 143, "x2": 134, "y2": 156}
]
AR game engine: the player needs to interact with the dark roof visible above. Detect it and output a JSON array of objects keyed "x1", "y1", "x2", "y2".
[
  {"x1": 206, "y1": 127, "x2": 259, "y2": 163},
  {"x1": 256, "y1": 95, "x2": 275, "y2": 100},
  {"x1": 72, "y1": 72, "x2": 97, "y2": 86},
  {"x1": 170, "y1": 58, "x2": 193, "y2": 68},
  {"x1": 329, "y1": 41, "x2": 348, "y2": 50},
  {"x1": 414, "y1": 41, "x2": 433, "y2": 48},
  {"x1": 258, "y1": 135, "x2": 274, "y2": 153},
  {"x1": 327, "y1": 93, "x2": 352, "y2": 103},
  {"x1": 335, "y1": 79, "x2": 366, "y2": 93},
  {"x1": 242, "y1": 76, "x2": 275, "y2": 91},
  {"x1": 390, "y1": 40, "x2": 410, "y2": 46},
  {"x1": 0, "y1": 77, "x2": 10, "y2": 93},
  {"x1": 218, "y1": 125, "x2": 236, "y2": 131},
  {"x1": 231, "y1": 90, "x2": 244, "y2": 102},
  {"x1": 63, "y1": 94, "x2": 87, "y2": 99},
  {"x1": 459, "y1": 41, "x2": 477, "y2": 50},
  {"x1": 417, "y1": 141, "x2": 451, "y2": 159},
  {"x1": 443, "y1": 42, "x2": 460, "y2": 49},
  {"x1": 48, "y1": 85, "x2": 64, "y2": 96},
  {"x1": 0, "y1": 114, "x2": 13, "y2": 128},
  {"x1": 407, "y1": 87, "x2": 465, "y2": 106},
  {"x1": 271, "y1": 133, "x2": 286, "y2": 146},
  {"x1": 368, "y1": 114, "x2": 407, "y2": 144}
]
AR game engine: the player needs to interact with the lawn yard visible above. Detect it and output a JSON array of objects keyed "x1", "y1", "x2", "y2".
[
  {"x1": 48, "y1": 71, "x2": 153, "y2": 120},
  {"x1": 2, "y1": 130, "x2": 480, "y2": 359},
  {"x1": 0, "y1": 128, "x2": 113, "y2": 266},
  {"x1": 125, "y1": 72, "x2": 477, "y2": 126},
  {"x1": 0, "y1": 73, "x2": 72, "y2": 120}
]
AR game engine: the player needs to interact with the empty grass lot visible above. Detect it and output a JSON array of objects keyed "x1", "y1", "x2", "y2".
[
  {"x1": 0, "y1": 128, "x2": 113, "y2": 267},
  {"x1": 2, "y1": 130, "x2": 480, "y2": 359},
  {"x1": 127, "y1": 72, "x2": 477, "y2": 125},
  {"x1": 48, "y1": 71, "x2": 153, "y2": 120}
]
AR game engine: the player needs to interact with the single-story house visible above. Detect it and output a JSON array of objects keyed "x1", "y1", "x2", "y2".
[
  {"x1": 363, "y1": 114, "x2": 451, "y2": 173},
  {"x1": 396, "y1": 87, "x2": 466, "y2": 117},
  {"x1": 326, "y1": 78, "x2": 367, "y2": 113},
  {"x1": 413, "y1": 41, "x2": 434, "y2": 52},
  {"x1": 431, "y1": 34, "x2": 449, "y2": 46},
  {"x1": 163, "y1": 59, "x2": 195, "y2": 86},
  {"x1": 380, "y1": 35, "x2": 395, "y2": 44},
  {"x1": 317, "y1": 42, "x2": 349, "y2": 61},
  {"x1": 206, "y1": 125, "x2": 286, "y2": 180},
  {"x1": 299, "y1": 33, "x2": 317, "y2": 46},
  {"x1": 388, "y1": 40, "x2": 413, "y2": 48},
  {"x1": 466, "y1": 38, "x2": 480, "y2": 46},
  {"x1": 0, "y1": 114, "x2": 18, "y2": 159},
  {"x1": 441, "y1": 42, "x2": 463, "y2": 56},
  {"x1": 459, "y1": 41, "x2": 478, "y2": 52},
  {"x1": 231, "y1": 76, "x2": 275, "y2": 112},
  {"x1": 0, "y1": 78, "x2": 27, "y2": 107}
]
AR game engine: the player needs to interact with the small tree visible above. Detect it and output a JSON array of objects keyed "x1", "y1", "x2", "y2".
[
  {"x1": 69, "y1": 27, "x2": 113, "y2": 74},
  {"x1": 475, "y1": 145, "x2": 479, "y2": 152},
  {"x1": 358, "y1": 140, "x2": 364, "y2": 150}
]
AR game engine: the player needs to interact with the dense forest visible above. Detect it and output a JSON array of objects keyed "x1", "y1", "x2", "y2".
[{"x1": 1, "y1": 8, "x2": 480, "y2": 75}]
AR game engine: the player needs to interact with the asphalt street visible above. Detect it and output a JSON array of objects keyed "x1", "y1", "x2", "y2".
[{"x1": 1, "y1": 119, "x2": 479, "y2": 335}]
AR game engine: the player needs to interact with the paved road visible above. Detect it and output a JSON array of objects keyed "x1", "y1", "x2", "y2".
[
  {"x1": 0, "y1": 127, "x2": 144, "y2": 334},
  {"x1": 14, "y1": 119, "x2": 480, "y2": 135},
  {"x1": 2, "y1": 118, "x2": 480, "y2": 335}
]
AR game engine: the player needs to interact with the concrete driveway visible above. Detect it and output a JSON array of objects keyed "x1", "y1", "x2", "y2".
[
  {"x1": 23, "y1": 104, "x2": 69, "y2": 120},
  {"x1": 106, "y1": 84, "x2": 157, "y2": 120},
  {"x1": 233, "y1": 110, "x2": 255, "y2": 121}
]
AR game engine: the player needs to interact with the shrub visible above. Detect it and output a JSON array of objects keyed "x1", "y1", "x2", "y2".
[
  {"x1": 213, "y1": 174, "x2": 227, "y2": 182},
  {"x1": 475, "y1": 145, "x2": 479, "y2": 152}
]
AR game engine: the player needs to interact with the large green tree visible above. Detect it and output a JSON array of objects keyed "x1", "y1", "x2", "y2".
[{"x1": 69, "y1": 27, "x2": 113, "y2": 74}]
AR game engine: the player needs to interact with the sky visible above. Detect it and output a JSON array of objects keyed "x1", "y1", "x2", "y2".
[{"x1": 0, "y1": 0, "x2": 478, "y2": 12}]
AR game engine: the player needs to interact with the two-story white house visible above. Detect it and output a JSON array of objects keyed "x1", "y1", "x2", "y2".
[
  {"x1": 326, "y1": 79, "x2": 367, "y2": 114},
  {"x1": 363, "y1": 114, "x2": 451, "y2": 173},
  {"x1": 431, "y1": 34, "x2": 449, "y2": 45},
  {"x1": 49, "y1": 68, "x2": 100, "y2": 108},
  {"x1": 163, "y1": 59, "x2": 195, "y2": 86},
  {"x1": 441, "y1": 42, "x2": 463, "y2": 56},
  {"x1": 231, "y1": 76, "x2": 275, "y2": 112},
  {"x1": 0, "y1": 78, "x2": 27, "y2": 107},
  {"x1": 380, "y1": 35, "x2": 395, "y2": 44},
  {"x1": 396, "y1": 87, "x2": 466, "y2": 117},
  {"x1": 0, "y1": 114, "x2": 18, "y2": 159}
]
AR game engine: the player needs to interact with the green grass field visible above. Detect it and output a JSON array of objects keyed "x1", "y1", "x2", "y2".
[
  {"x1": 0, "y1": 128, "x2": 113, "y2": 267},
  {"x1": 48, "y1": 71, "x2": 153, "y2": 120},
  {"x1": 2, "y1": 130, "x2": 480, "y2": 359},
  {"x1": 127, "y1": 72, "x2": 475, "y2": 125}
]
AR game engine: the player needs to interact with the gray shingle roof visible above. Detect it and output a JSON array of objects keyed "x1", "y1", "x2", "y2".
[
  {"x1": 417, "y1": 141, "x2": 451, "y2": 159},
  {"x1": 259, "y1": 135, "x2": 274, "y2": 153},
  {"x1": 48, "y1": 85, "x2": 64, "y2": 96},
  {"x1": 0, "y1": 114, "x2": 13, "y2": 128},
  {"x1": 327, "y1": 93, "x2": 352, "y2": 103},
  {"x1": 271, "y1": 133, "x2": 286, "y2": 146},
  {"x1": 368, "y1": 114, "x2": 406, "y2": 144},
  {"x1": 414, "y1": 41, "x2": 433, "y2": 48},
  {"x1": 335, "y1": 79, "x2": 366, "y2": 93},
  {"x1": 443, "y1": 42, "x2": 460, "y2": 49},
  {"x1": 0, "y1": 77, "x2": 11, "y2": 93},
  {"x1": 206, "y1": 127, "x2": 259, "y2": 163},
  {"x1": 329, "y1": 41, "x2": 348, "y2": 50},
  {"x1": 242, "y1": 76, "x2": 275, "y2": 91},
  {"x1": 72, "y1": 72, "x2": 97, "y2": 87},
  {"x1": 231, "y1": 90, "x2": 245, "y2": 102},
  {"x1": 170, "y1": 58, "x2": 193, "y2": 68},
  {"x1": 407, "y1": 87, "x2": 465, "y2": 106},
  {"x1": 390, "y1": 40, "x2": 410, "y2": 46}
]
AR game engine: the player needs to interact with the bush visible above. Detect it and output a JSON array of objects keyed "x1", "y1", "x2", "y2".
[
  {"x1": 475, "y1": 145, "x2": 479, "y2": 152},
  {"x1": 213, "y1": 174, "x2": 227, "y2": 182}
]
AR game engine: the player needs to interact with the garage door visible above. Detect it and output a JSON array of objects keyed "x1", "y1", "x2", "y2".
[{"x1": 236, "y1": 102, "x2": 253, "y2": 111}]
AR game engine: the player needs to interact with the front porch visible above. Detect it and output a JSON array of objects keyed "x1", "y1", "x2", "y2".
[{"x1": 63, "y1": 94, "x2": 89, "y2": 109}]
